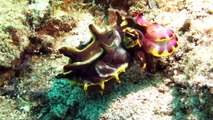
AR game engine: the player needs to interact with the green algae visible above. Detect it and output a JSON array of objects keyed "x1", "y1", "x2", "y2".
[{"x1": 172, "y1": 85, "x2": 212, "y2": 120}]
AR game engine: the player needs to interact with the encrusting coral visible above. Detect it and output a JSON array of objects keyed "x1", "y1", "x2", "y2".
[{"x1": 57, "y1": 11, "x2": 179, "y2": 94}]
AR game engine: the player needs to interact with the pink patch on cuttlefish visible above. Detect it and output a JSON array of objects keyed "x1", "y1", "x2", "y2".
[{"x1": 133, "y1": 12, "x2": 150, "y2": 26}]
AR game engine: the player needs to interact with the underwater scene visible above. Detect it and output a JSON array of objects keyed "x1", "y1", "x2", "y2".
[{"x1": 0, "y1": 0, "x2": 213, "y2": 119}]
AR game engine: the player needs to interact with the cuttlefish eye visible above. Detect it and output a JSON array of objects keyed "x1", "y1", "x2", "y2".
[{"x1": 142, "y1": 23, "x2": 178, "y2": 57}]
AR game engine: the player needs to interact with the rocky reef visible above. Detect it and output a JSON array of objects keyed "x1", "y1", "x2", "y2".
[{"x1": 0, "y1": 0, "x2": 212, "y2": 120}]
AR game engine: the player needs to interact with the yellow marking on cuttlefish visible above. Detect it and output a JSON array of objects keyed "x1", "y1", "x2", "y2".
[
  {"x1": 136, "y1": 39, "x2": 142, "y2": 47},
  {"x1": 123, "y1": 27, "x2": 136, "y2": 33},
  {"x1": 120, "y1": 21, "x2": 128, "y2": 27},
  {"x1": 70, "y1": 48, "x2": 103, "y2": 66},
  {"x1": 62, "y1": 70, "x2": 72, "y2": 76},
  {"x1": 99, "y1": 81, "x2": 105, "y2": 90},
  {"x1": 123, "y1": 27, "x2": 139, "y2": 36},
  {"x1": 81, "y1": 63, "x2": 129, "y2": 92},
  {"x1": 149, "y1": 45, "x2": 177, "y2": 57},
  {"x1": 153, "y1": 33, "x2": 176, "y2": 42},
  {"x1": 120, "y1": 16, "x2": 129, "y2": 27},
  {"x1": 143, "y1": 63, "x2": 147, "y2": 69},
  {"x1": 121, "y1": 16, "x2": 126, "y2": 20},
  {"x1": 84, "y1": 83, "x2": 89, "y2": 91}
]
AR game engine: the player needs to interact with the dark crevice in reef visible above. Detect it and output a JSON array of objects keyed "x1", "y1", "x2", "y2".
[
  {"x1": 0, "y1": 66, "x2": 13, "y2": 75},
  {"x1": 0, "y1": 66, "x2": 15, "y2": 86},
  {"x1": 27, "y1": 35, "x2": 53, "y2": 55},
  {"x1": 0, "y1": 52, "x2": 31, "y2": 87},
  {"x1": 0, "y1": 35, "x2": 54, "y2": 97},
  {"x1": 0, "y1": 35, "x2": 50, "y2": 83},
  {"x1": 0, "y1": 78, "x2": 20, "y2": 99}
]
